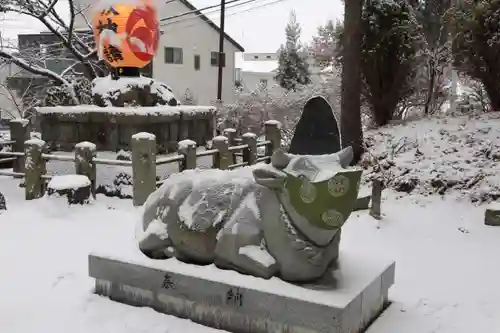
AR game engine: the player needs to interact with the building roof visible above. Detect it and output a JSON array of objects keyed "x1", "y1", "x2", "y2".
[
  {"x1": 237, "y1": 60, "x2": 278, "y2": 73},
  {"x1": 178, "y1": 0, "x2": 245, "y2": 52},
  {"x1": 33, "y1": 0, "x2": 245, "y2": 52}
]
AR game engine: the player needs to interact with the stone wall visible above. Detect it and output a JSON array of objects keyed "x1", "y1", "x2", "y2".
[{"x1": 35, "y1": 106, "x2": 217, "y2": 153}]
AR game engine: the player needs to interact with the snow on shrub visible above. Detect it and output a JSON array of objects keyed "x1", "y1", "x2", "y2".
[
  {"x1": 217, "y1": 72, "x2": 342, "y2": 149},
  {"x1": 453, "y1": 0, "x2": 500, "y2": 111},
  {"x1": 360, "y1": 0, "x2": 424, "y2": 126}
]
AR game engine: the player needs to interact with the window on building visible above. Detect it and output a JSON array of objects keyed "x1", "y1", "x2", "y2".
[
  {"x1": 260, "y1": 79, "x2": 268, "y2": 88},
  {"x1": 165, "y1": 47, "x2": 183, "y2": 64},
  {"x1": 44, "y1": 59, "x2": 73, "y2": 75},
  {"x1": 194, "y1": 54, "x2": 200, "y2": 70},
  {"x1": 210, "y1": 52, "x2": 226, "y2": 67}
]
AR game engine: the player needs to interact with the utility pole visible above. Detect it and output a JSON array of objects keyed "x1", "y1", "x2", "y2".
[{"x1": 216, "y1": 0, "x2": 226, "y2": 102}]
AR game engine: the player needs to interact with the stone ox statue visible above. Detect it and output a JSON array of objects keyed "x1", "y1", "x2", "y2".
[{"x1": 137, "y1": 147, "x2": 362, "y2": 283}]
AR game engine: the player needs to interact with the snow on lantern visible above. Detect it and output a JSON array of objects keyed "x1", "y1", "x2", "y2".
[{"x1": 92, "y1": 0, "x2": 160, "y2": 70}]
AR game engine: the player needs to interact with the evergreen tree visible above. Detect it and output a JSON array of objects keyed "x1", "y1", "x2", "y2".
[
  {"x1": 311, "y1": 20, "x2": 342, "y2": 69},
  {"x1": 275, "y1": 11, "x2": 311, "y2": 91}
]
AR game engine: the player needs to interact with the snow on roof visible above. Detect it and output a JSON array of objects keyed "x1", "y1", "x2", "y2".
[
  {"x1": 238, "y1": 60, "x2": 278, "y2": 73},
  {"x1": 177, "y1": 0, "x2": 245, "y2": 52}
]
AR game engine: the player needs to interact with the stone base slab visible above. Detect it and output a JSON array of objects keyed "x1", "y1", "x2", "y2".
[{"x1": 89, "y1": 250, "x2": 395, "y2": 333}]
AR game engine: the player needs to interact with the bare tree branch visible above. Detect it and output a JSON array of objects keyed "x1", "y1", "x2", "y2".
[
  {"x1": 0, "y1": 50, "x2": 78, "y2": 104},
  {"x1": 38, "y1": 0, "x2": 58, "y2": 19}
]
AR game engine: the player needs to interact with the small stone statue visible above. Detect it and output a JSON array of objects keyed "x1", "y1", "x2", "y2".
[{"x1": 137, "y1": 147, "x2": 362, "y2": 283}]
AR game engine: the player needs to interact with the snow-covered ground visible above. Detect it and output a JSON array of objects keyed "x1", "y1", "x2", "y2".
[
  {"x1": 363, "y1": 112, "x2": 500, "y2": 202},
  {"x1": 1, "y1": 178, "x2": 499, "y2": 333},
  {"x1": 1, "y1": 114, "x2": 500, "y2": 333}
]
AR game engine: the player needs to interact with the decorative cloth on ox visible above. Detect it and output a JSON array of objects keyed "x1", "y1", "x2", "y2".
[
  {"x1": 92, "y1": 0, "x2": 160, "y2": 68},
  {"x1": 282, "y1": 156, "x2": 362, "y2": 230}
]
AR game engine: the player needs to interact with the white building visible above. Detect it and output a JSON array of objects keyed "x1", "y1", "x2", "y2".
[
  {"x1": 237, "y1": 51, "x2": 325, "y2": 93},
  {"x1": 73, "y1": 0, "x2": 245, "y2": 105},
  {"x1": 236, "y1": 53, "x2": 279, "y2": 92}
]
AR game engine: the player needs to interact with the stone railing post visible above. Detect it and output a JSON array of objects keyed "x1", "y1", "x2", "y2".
[
  {"x1": 75, "y1": 141, "x2": 97, "y2": 198},
  {"x1": 242, "y1": 132, "x2": 257, "y2": 166},
  {"x1": 178, "y1": 139, "x2": 197, "y2": 171},
  {"x1": 264, "y1": 120, "x2": 281, "y2": 159},
  {"x1": 10, "y1": 118, "x2": 30, "y2": 173},
  {"x1": 223, "y1": 128, "x2": 237, "y2": 164},
  {"x1": 212, "y1": 135, "x2": 231, "y2": 170},
  {"x1": 24, "y1": 139, "x2": 46, "y2": 200},
  {"x1": 370, "y1": 179, "x2": 383, "y2": 220},
  {"x1": 132, "y1": 132, "x2": 157, "y2": 206}
]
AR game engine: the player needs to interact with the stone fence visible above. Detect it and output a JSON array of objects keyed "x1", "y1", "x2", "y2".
[
  {"x1": 35, "y1": 106, "x2": 217, "y2": 153},
  {"x1": 0, "y1": 119, "x2": 281, "y2": 206}
]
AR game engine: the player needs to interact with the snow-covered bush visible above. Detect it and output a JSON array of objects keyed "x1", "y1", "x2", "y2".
[
  {"x1": 44, "y1": 77, "x2": 92, "y2": 106},
  {"x1": 92, "y1": 75, "x2": 178, "y2": 107},
  {"x1": 453, "y1": 0, "x2": 500, "y2": 111},
  {"x1": 333, "y1": 0, "x2": 424, "y2": 126},
  {"x1": 181, "y1": 88, "x2": 197, "y2": 105},
  {"x1": 96, "y1": 171, "x2": 133, "y2": 199},
  {"x1": 116, "y1": 150, "x2": 131, "y2": 161},
  {"x1": 217, "y1": 72, "x2": 342, "y2": 149},
  {"x1": 361, "y1": 113, "x2": 500, "y2": 203},
  {"x1": 0, "y1": 191, "x2": 5, "y2": 211},
  {"x1": 443, "y1": 74, "x2": 492, "y2": 116}
]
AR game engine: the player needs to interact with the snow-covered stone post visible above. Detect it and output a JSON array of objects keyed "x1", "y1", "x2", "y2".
[
  {"x1": 24, "y1": 139, "x2": 47, "y2": 200},
  {"x1": 223, "y1": 128, "x2": 237, "y2": 164},
  {"x1": 485, "y1": 203, "x2": 500, "y2": 226},
  {"x1": 264, "y1": 120, "x2": 282, "y2": 159},
  {"x1": 242, "y1": 132, "x2": 257, "y2": 165},
  {"x1": 370, "y1": 179, "x2": 383, "y2": 220},
  {"x1": 75, "y1": 142, "x2": 97, "y2": 198},
  {"x1": 212, "y1": 135, "x2": 231, "y2": 170},
  {"x1": 10, "y1": 118, "x2": 30, "y2": 173},
  {"x1": 47, "y1": 175, "x2": 91, "y2": 205},
  {"x1": 132, "y1": 132, "x2": 157, "y2": 206},
  {"x1": 178, "y1": 139, "x2": 197, "y2": 171}
]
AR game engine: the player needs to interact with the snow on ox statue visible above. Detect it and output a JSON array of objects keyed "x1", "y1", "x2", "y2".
[{"x1": 137, "y1": 147, "x2": 362, "y2": 283}]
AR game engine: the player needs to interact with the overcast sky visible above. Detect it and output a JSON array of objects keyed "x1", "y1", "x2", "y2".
[{"x1": 1, "y1": 0, "x2": 343, "y2": 51}]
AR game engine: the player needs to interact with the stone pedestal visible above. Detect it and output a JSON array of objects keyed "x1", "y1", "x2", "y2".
[{"x1": 89, "y1": 249, "x2": 395, "y2": 333}]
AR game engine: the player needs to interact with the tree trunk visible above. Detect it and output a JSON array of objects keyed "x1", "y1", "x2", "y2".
[
  {"x1": 341, "y1": 0, "x2": 365, "y2": 164},
  {"x1": 372, "y1": 104, "x2": 393, "y2": 127},
  {"x1": 485, "y1": 83, "x2": 500, "y2": 111},
  {"x1": 424, "y1": 61, "x2": 437, "y2": 115}
]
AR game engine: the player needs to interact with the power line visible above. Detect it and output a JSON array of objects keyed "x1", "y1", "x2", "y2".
[
  {"x1": 1, "y1": 0, "x2": 289, "y2": 59},
  {"x1": 162, "y1": 0, "x2": 290, "y2": 31},
  {"x1": 159, "y1": 0, "x2": 245, "y2": 22},
  {"x1": 159, "y1": 0, "x2": 266, "y2": 27},
  {"x1": 3, "y1": 0, "x2": 260, "y2": 54}
]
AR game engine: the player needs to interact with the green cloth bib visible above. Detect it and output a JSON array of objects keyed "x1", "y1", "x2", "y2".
[{"x1": 283, "y1": 169, "x2": 362, "y2": 230}]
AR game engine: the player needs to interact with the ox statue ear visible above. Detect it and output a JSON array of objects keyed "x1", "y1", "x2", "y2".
[
  {"x1": 253, "y1": 167, "x2": 287, "y2": 190},
  {"x1": 336, "y1": 146, "x2": 354, "y2": 168},
  {"x1": 271, "y1": 149, "x2": 290, "y2": 170}
]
